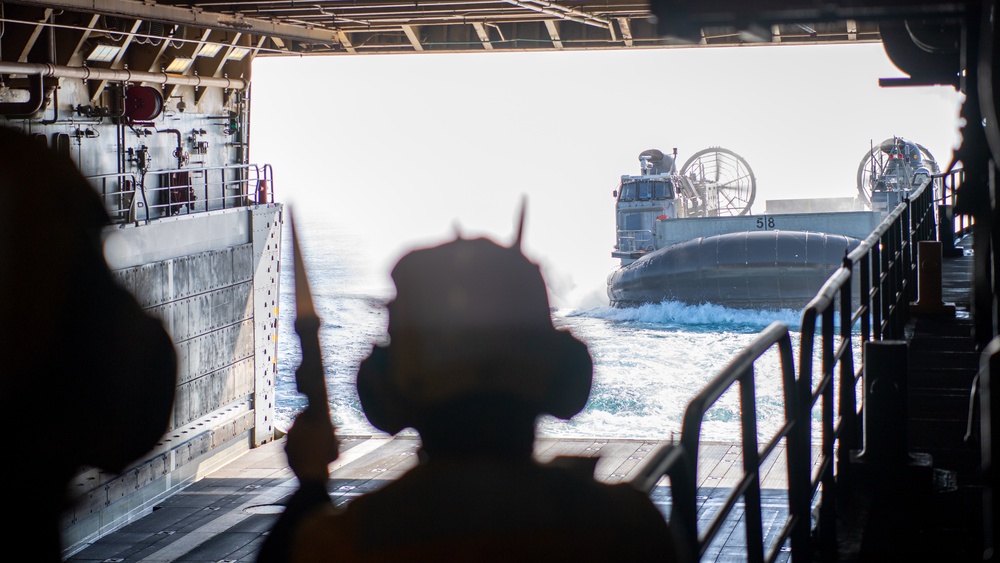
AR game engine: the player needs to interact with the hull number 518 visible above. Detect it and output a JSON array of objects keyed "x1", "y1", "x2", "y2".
[{"x1": 756, "y1": 217, "x2": 776, "y2": 230}]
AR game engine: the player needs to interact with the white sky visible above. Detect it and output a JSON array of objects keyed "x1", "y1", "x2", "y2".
[{"x1": 249, "y1": 42, "x2": 964, "y2": 309}]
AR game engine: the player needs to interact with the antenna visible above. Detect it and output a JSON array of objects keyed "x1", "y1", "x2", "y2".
[{"x1": 513, "y1": 195, "x2": 527, "y2": 250}]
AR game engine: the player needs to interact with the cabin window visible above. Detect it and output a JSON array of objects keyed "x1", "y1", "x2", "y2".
[
  {"x1": 621, "y1": 212, "x2": 643, "y2": 230},
  {"x1": 638, "y1": 180, "x2": 652, "y2": 200},
  {"x1": 653, "y1": 180, "x2": 673, "y2": 200},
  {"x1": 620, "y1": 182, "x2": 637, "y2": 202}
]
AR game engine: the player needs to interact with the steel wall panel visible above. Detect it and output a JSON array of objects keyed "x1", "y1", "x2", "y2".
[
  {"x1": 66, "y1": 209, "x2": 279, "y2": 552},
  {"x1": 105, "y1": 209, "x2": 252, "y2": 270},
  {"x1": 173, "y1": 358, "x2": 255, "y2": 427},
  {"x1": 234, "y1": 244, "x2": 254, "y2": 283},
  {"x1": 175, "y1": 320, "x2": 254, "y2": 384},
  {"x1": 250, "y1": 205, "x2": 282, "y2": 446},
  {"x1": 211, "y1": 248, "x2": 236, "y2": 291},
  {"x1": 134, "y1": 262, "x2": 168, "y2": 309}
]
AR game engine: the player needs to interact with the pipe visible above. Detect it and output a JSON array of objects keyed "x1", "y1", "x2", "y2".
[
  {"x1": 0, "y1": 61, "x2": 246, "y2": 90},
  {"x1": 0, "y1": 22, "x2": 54, "y2": 117},
  {"x1": 40, "y1": 26, "x2": 60, "y2": 124},
  {"x1": 0, "y1": 73, "x2": 45, "y2": 116},
  {"x1": 503, "y1": 0, "x2": 611, "y2": 29},
  {"x1": 156, "y1": 128, "x2": 184, "y2": 169}
]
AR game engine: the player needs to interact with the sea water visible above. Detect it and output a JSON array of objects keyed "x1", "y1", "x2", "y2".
[{"x1": 274, "y1": 217, "x2": 824, "y2": 444}]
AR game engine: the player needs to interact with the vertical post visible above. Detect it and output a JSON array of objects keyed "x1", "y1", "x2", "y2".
[
  {"x1": 910, "y1": 240, "x2": 956, "y2": 316},
  {"x1": 739, "y1": 370, "x2": 765, "y2": 563},
  {"x1": 940, "y1": 204, "x2": 962, "y2": 257},
  {"x1": 898, "y1": 209, "x2": 912, "y2": 338},
  {"x1": 792, "y1": 312, "x2": 817, "y2": 563},
  {"x1": 858, "y1": 341, "x2": 909, "y2": 466},
  {"x1": 819, "y1": 308, "x2": 837, "y2": 556},
  {"x1": 872, "y1": 238, "x2": 883, "y2": 341},
  {"x1": 839, "y1": 256, "x2": 860, "y2": 457},
  {"x1": 860, "y1": 251, "x2": 872, "y2": 342}
]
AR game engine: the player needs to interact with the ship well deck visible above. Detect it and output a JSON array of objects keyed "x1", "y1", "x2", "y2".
[
  {"x1": 67, "y1": 236, "x2": 976, "y2": 563},
  {"x1": 65, "y1": 434, "x2": 822, "y2": 562}
]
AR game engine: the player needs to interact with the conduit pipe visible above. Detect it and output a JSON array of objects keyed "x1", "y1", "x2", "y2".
[
  {"x1": 0, "y1": 73, "x2": 45, "y2": 116},
  {"x1": 156, "y1": 128, "x2": 185, "y2": 169},
  {"x1": 0, "y1": 24, "x2": 52, "y2": 116},
  {"x1": 504, "y1": 0, "x2": 611, "y2": 29},
  {"x1": 0, "y1": 61, "x2": 246, "y2": 90}
]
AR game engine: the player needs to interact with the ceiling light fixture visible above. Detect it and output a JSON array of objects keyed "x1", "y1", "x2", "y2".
[
  {"x1": 86, "y1": 44, "x2": 122, "y2": 62},
  {"x1": 165, "y1": 57, "x2": 194, "y2": 73}
]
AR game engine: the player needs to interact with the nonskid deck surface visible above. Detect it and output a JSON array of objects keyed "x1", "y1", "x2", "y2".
[{"x1": 65, "y1": 435, "x2": 808, "y2": 562}]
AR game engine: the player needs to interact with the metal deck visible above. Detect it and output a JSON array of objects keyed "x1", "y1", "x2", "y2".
[{"x1": 64, "y1": 434, "x2": 819, "y2": 562}]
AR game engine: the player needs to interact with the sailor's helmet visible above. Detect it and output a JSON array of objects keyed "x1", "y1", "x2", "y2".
[{"x1": 356, "y1": 236, "x2": 593, "y2": 435}]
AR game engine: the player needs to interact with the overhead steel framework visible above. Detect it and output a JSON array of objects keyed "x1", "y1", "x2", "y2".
[{"x1": 0, "y1": 0, "x2": 884, "y2": 67}]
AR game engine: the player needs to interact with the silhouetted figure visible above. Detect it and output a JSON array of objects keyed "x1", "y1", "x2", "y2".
[
  {"x1": 0, "y1": 127, "x2": 177, "y2": 561},
  {"x1": 259, "y1": 233, "x2": 679, "y2": 562}
]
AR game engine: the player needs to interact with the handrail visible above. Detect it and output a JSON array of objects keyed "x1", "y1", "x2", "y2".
[
  {"x1": 634, "y1": 322, "x2": 801, "y2": 563},
  {"x1": 89, "y1": 172, "x2": 140, "y2": 224},
  {"x1": 631, "y1": 443, "x2": 698, "y2": 563},
  {"x1": 88, "y1": 163, "x2": 274, "y2": 225},
  {"x1": 635, "y1": 174, "x2": 941, "y2": 561},
  {"x1": 616, "y1": 229, "x2": 655, "y2": 253}
]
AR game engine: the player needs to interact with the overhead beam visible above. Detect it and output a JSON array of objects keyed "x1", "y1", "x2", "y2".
[
  {"x1": 91, "y1": 18, "x2": 143, "y2": 102},
  {"x1": 193, "y1": 31, "x2": 245, "y2": 103},
  {"x1": 544, "y1": 20, "x2": 563, "y2": 49},
  {"x1": 163, "y1": 27, "x2": 212, "y2": 102},
  {"x1": 9, "y1": 0, "x2": 339, "y2": 47},
  {"x1": 617, "y1": 17, "x2": 633, "y2": 47},
  {"x1": 252, "y1": 34, "x2": 269, "y2": 59},
  {"x1": 472, "y1": 22, "x2": 494, "y2": 50},
  {"x1": 401, "y1": 24, "x2": 423, "y2": 50},
  {"x1": 337, "y1": 30, "x2": 357, "y2": 53},
  {"x1": 69, "y1": 14, "x2": 101, "y2": 64},
  {"x1": 18, "y1": 8, "x2": 53, "y2": 63},
  {"x1": 504, "y1": 0, "x2": 611, "y2": 30}
]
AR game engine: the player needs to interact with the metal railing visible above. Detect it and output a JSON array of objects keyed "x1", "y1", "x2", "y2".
[
  {"x1": 90, "y1": 172, "x2": 141, "y2": 224},
  {"x1": 90, "y1": 163, "x2": 274, "y2": 225},
  {"x1": 636, "y1": 322, "x2": 802, "y2": 562},
  {"x1": 616, "y1": 229, "x2": 655, "y2": 253},
  {"x1": 634, "y1": 174, "x2": 942, "y2": 561}
]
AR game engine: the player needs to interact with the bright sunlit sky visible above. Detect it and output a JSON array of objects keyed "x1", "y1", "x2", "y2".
[{"x1": 249, "y1": 42, "x2": 964, "y2": 309}]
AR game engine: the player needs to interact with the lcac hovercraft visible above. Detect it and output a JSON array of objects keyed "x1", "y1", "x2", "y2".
[
  {"x1": 606, "y1": 146, "x2": 871, "y2": 310},
  {"x1": 856, "y1": 136, "x2": 943, "y2": 212}
]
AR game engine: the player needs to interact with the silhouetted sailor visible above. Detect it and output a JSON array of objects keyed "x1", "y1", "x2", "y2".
[
  {"x1": 0, "y1": 127, "x2": 177, "y2": 561},
  {"x1": 258, "y1": 229, "x2": 680, "y2": 562}
]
